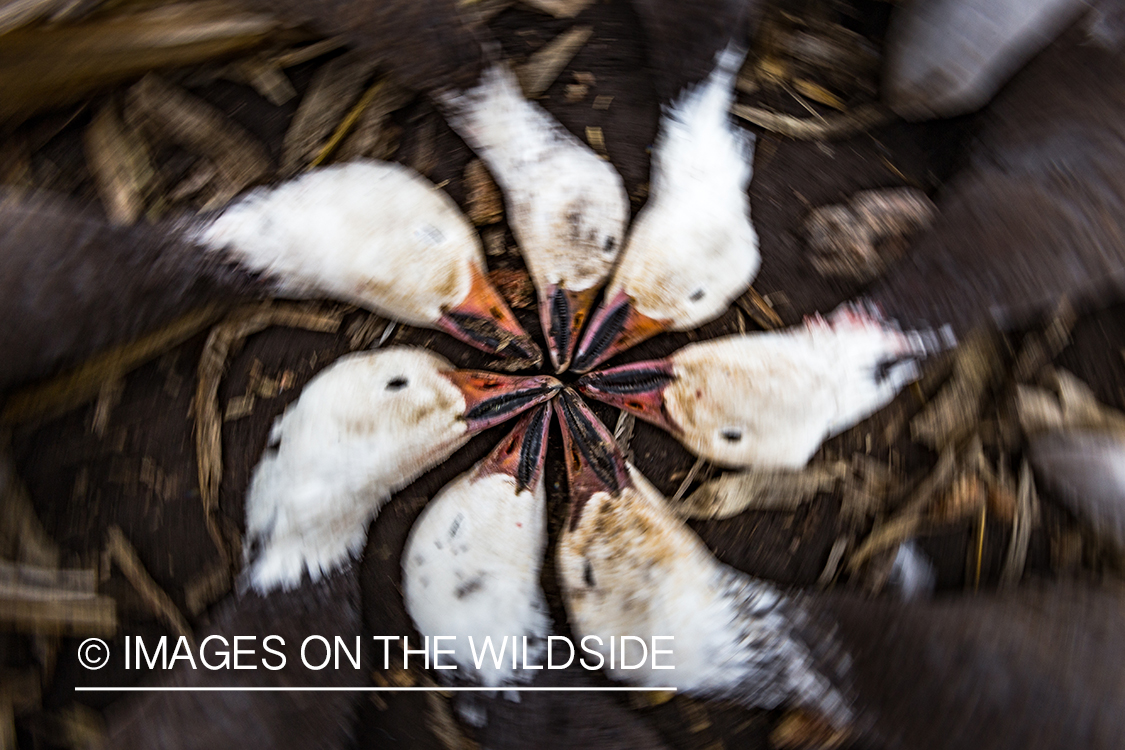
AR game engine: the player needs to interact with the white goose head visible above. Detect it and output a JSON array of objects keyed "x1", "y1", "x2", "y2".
[
  {"x1": 243, "y1": 347, "x2": 559, "y2": 593},
  {"x1": 552, "y1": 389, "x2": 853, "y2": 723},
  {"x1": 579, "y1": 306, "x2": 933, "y2": 469},
  {"x1": 196, "y1": 160, "x2": 541, "y2": 367},
  {"x1": 573, "y1": 46, "x2": 758, "y2": 372},
  {"x1": 403, "y1": 405, "x2": 552, "y2": 687},
  {"x1": 438, "y1": 64, "x2": 629, "y2": 371}
]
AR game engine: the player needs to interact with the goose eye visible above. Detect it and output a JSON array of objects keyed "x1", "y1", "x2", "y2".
[
  {"x1": 721, "y1": 427, "x2": 742, "y2": 443},
  {"x1": 603, "y1": 236, "x2": 617, "y2": 254},
  {"x1": 386, "y1": 377, "x2": 408, "y2": 391},
  {"x1": 689, "y1": 288, "x2": 706, "y2": 302}
]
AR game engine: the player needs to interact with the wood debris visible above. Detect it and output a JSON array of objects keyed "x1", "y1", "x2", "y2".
[
  {"x1": 410, "y1": 110, "x2": 439, "y2": 179},
  {"x1": 731, "y1": 103, "x2": 889, "y2": 141},
  {"x1": 0, "y1": 1, "x2": 283, "y2": 123},
  {"x1": 1011, "y1": 301, "x2": 1077, "y2": 382},
  {"x1": 0, "y1": 451, "x2": 59, "y2": 568},
  {"x1": 345, "y1": 313, "x2": 390, "y2": 351},
  {"x1": 0, "y1": 668, "x2": 40, "y2": 750},
  {"x1": 932, "y1": 472, "x2": 988, "y2": 524},
  {"x1": 480, "y1": 225, "x2": 507, "y2": 257},
  {"x1": 592, "y1": 94, "x2": 613, "y2": 110},
  {"x1": 848, "y1": 441, "x2": 965, "y2": 571},
  {"x1": 0, "y1": 560, "x2": 116, "y2": 636},
  {"x1": 282, "y1": 52, "x2": 379, "y2": 173},
  {"x1": 337, "y1": 80, "x2": 410, "y2": 163},
  {"x1": 613, "y1": 410, "x2": 636, "y2": 464},
  {"x1": 1016, "y1": 368, "x2": 1125, "y2": 436},
  {"x1": 679, "y1": 462, "x2": 846, "y2": 520},
  {"x1": 565, "y1": 83, "x2": 588, "y2": 102},
  {"x1": 0, "y1": 0, "x2": 82, "y2": 35},
  {"x1": 837, "y1": 453, "x2": 903, "y2": 524},
  {"x1": 1000, "y1": 462, "x2": 1036, "y2": 586},
  {"x1": 911, "y1": 332, "x2": 1005, "y2": 450},
  {"x1": 104, "y1": 526, "x2": 193, "y2": 645},
  {"x1": 670, "y1": 456, "x2": 708, "y2": 504},
  {"x1": 271, "y1": 36, "x2": 349, "y2": 69},
  {"x1": 126, "y1": 74, "x2": 270, "y2": 208},
  {"x1": 488, "y1": 268, "x2": 534, "y2": 310},
  {"x1": 517, "y1": 25, "x2": 593, "y2": 98},
  {"x1": 2, "y1": 305, "x2": 226, "y2": 425},
  {"x1": 83, "y1": 100, "x2": 156, "y2": 225},
  {"x1": 232, "y1": 55, "x2": 297, "y2": 106},
  {"x1": 463, "y1": 158, "x2": 504, "y2": 225},
  {"x1": 585, "y1": 125, "x2": 608, "y2": 157},
  {"x1": 89, "y1": 377, "x2": 124, "y2": 437},
  {"x1": 194, "y1": 302, "x2": 344, "y2": 567},
  {"x1": 519, "y1": 0, "x2": 594, "y2": 18},
  {"x1": 183, "y1": 563, "x2": 232, "y2": 617},
  {"x1": 735, "y1": 286, "x2": 784, "y2": 330},
  {"x1": 20, "y1": 703, "x2": 106, "y2": 750},
  {"x1": 791, "y1": 79, "x2": 845, "y2": 111},
  {"x1": 771, "y1": 708, "x2": 851, "y2": 750}
]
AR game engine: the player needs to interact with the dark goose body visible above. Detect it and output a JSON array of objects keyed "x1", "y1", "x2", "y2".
[
  {"x1": 105, "y1": 569, "x2": 365, "y2": 750},
  {"x1": 0, "y1": 190, "x2": 266, "y2": 390},
  {"x1": 820, "y1": 582, "x2": 1125, "y2": 750},
  {"x1": 869, "y1": 7, "x2": 1125, "y2": 337},
  {"x1": 0, "y1": 160, "x2": 544, "y2": 391},
  {"x1": 555, "y1": 386, "x2": 1125, "y2": 750}
]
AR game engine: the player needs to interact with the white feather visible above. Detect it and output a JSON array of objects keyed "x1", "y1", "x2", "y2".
[
  {"x1": 439, "y1": 64, "x2": 628, "y2": 297},
  {"x1": 244, "y1": 348, "x2": 472, "y2": 593},
  {"x1": 196, "y1": 160, "x2": 483, "y2": 327},
  {"x1": 403, "y1": 470, "x2": 550, "y2": 687},
  {"x1": 605, "y1": 45, "x2": 759, "y2": 328},
  {"x1": 664, "y1": 306, "x2": 928, "y2": 468}
]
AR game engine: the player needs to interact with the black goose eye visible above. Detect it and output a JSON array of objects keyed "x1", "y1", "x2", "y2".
[
  {"x1": 690, "y1": 288, "x2": 706, "y2": 302},
  {"x1": 386, "y1": 377, "x2": 408, "y2": 391},
  {"x1": 603, "y1": 236, "x2": 617, "y2": 254},
  {"x1": 721, "y1": 427, "x2": 742, "y2": 443}
]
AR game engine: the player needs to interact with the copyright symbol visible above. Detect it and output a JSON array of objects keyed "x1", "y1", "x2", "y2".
[{"x1": 78, "y1": 638, "x2": 110, "y2": 670}]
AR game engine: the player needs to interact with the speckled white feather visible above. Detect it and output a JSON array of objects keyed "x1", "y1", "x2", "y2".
[
  {"x1": 244, "y1": 348, "x2": 473, "y2": 593},
  {"x1": 195, "y1": 160, "x2": 482, "y2": 326},
  {"x1": 438, "y1": 64, "x2": 628, "y2": 296},
  {"x1": 403, "y1": 470, "x2": 549, "y2": 687},
  {"x1": 664, "y1": 306, "x2": 929, "y2": 468},
  {"x1": 558, "y1": 465, "x2": 852, "y2": 723},
  {"x1": 605, "y1": 46, "x2": 759, "y2": 328}
]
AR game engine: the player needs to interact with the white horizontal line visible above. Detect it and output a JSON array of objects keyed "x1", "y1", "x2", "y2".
[{"x1": 75, "y1": 686, "x2": 679, "y2": 693}]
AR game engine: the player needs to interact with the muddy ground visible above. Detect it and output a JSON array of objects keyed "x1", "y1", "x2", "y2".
[{"x1": 5, "y1": 0, "x2": 1125, "y2": 748}]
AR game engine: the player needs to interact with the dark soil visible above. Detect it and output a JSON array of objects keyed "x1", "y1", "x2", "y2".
[{"x1": 6, "y1": 0, "x2": 1125, "y2": 748}]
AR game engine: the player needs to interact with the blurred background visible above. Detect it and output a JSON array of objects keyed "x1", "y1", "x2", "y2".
[{"x1": 1, "y1": 0, "x2": 1124, "y2": 748}]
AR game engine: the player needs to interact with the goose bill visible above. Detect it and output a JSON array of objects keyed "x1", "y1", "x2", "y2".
[
  {"x1": 541, "y1": 283, "x2": 600, "y2": 373},
  {"x1": 553, "y1": 388, "x2": 632, "y2": 528},
  {"x1": 444, "y1": 370, "x2": 561, "y2": 432},
  {"x1": 576, "y1": 359, "x2": 680, "y2": 435},
  {"x1": 476, "y1": 405, "x2": 552, "y2": 493},
  {"x1": 571, "y1": 289, "x2": 668, "y2": 373},
  {"x1": 437, "y1": 267, "x2": 543, "y2": 369}
]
